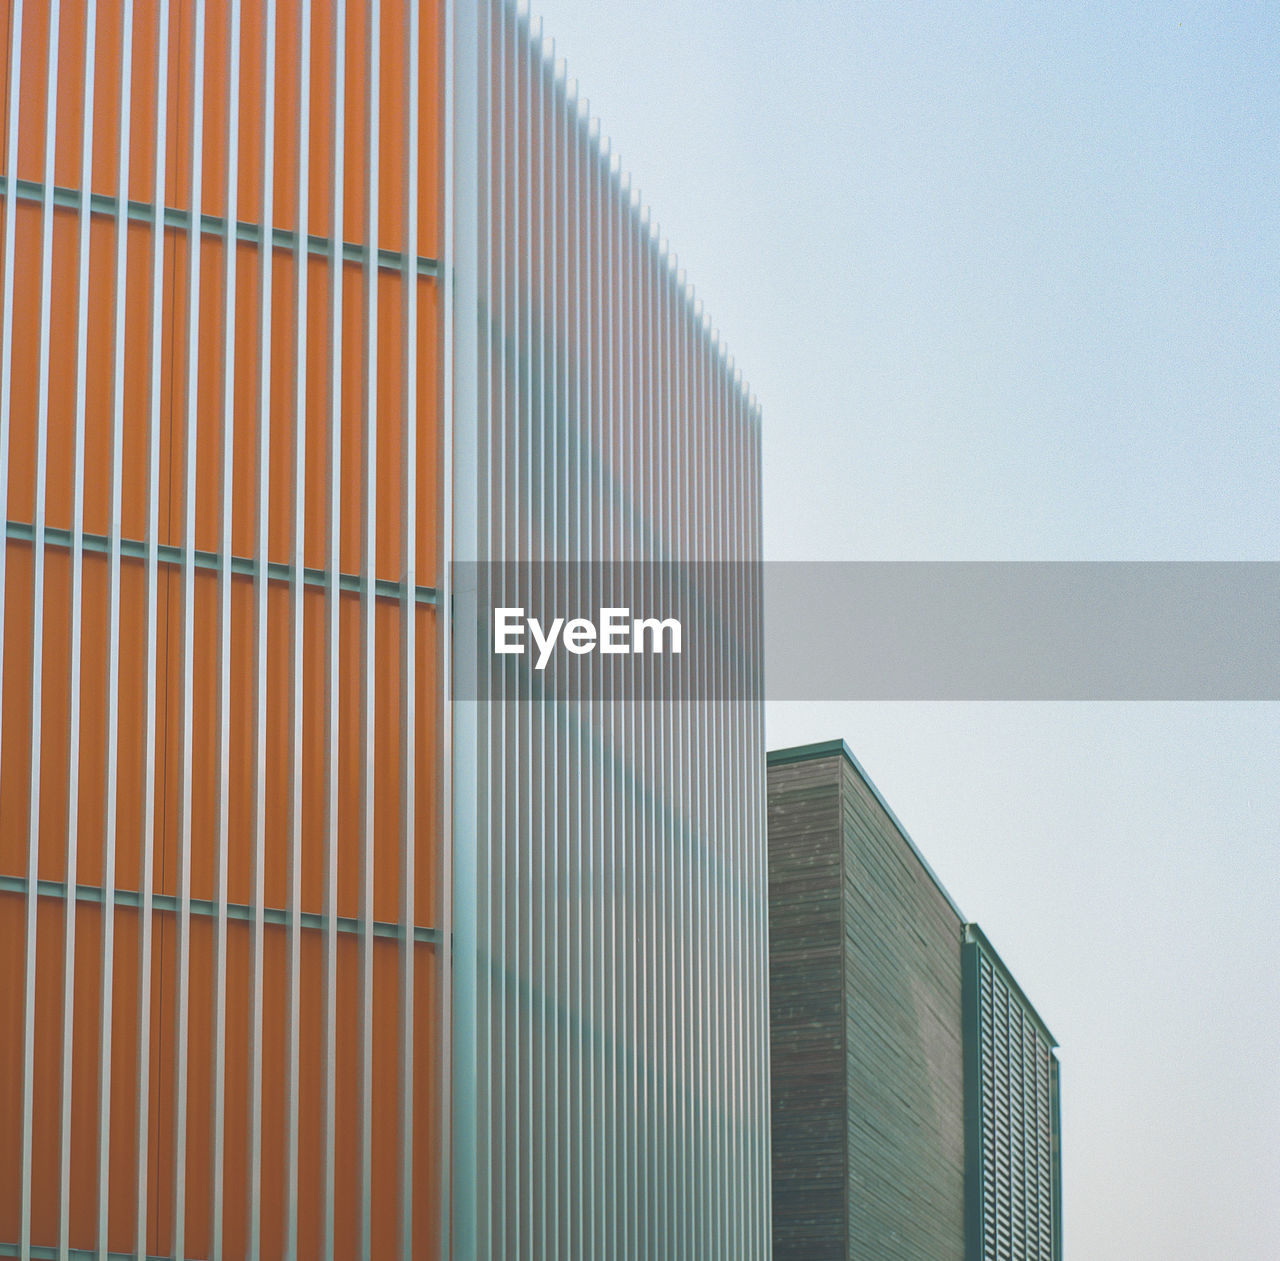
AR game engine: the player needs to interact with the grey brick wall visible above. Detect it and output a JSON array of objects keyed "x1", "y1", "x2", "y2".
[
  {"x1": 839, "y1": 757, "x2": 966, "y2": 1261},
  {"x1": 768, "y1": 755, "x2": 848, "y2": 1260},
  {"x1": 768, "y1": 743, "x2": 966, "y2": 1261}
]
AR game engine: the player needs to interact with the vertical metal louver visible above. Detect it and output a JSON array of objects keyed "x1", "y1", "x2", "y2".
[
  {"x1": 964, "y1": 925, "x2": 1061, "y2": 1261},
  {"x1": 448, "y1": 1, "x2": 771, "y2": 1257},
  {"x1": 1, "y1": 0, "x2": 770, "y2": 1256}
]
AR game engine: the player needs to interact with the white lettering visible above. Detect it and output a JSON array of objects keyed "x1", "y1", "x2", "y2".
[
  {"x1": 600, "y1": 607, "x2": 631, "y2": 654},
  {"x1": 527, "y1": 616, "x2": 565, "y2": 670},
  {"x1": 632, "y1": 616, "x2": 681, "y2": 654},
  {"x1": 563, "y1": 618, "x2": 597, "y2": 654},
  {"x1": 492, "y1": 607, "x2": 681, "y2": 664},
  {"x1": 495, "y1": 607, "x2": 525, "y2": 654}
]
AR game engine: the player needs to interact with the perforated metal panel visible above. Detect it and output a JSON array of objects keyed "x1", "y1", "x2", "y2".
[{"x1": 965, "y1": 927, "x2": 1061, "y2": 1261}]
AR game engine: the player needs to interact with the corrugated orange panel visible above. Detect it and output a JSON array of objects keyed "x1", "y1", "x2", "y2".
[
  {"x1": 0, "y1": 545, "x2": 34, "y2": 881},
  {"x1": 0, "y1": 0, "x2": 447, "y2": 1252},
  {"x1": 13, "y1": 0, "x2": 49, "y2": 185},
  {"x1": 25, "y1": 902, "x2": 69, "y2": 1245},
  {"x1": 65, "y1": 904, "x2": 105, "y2": 1250},
  {"x1": 418, "y1": 279, "x2": 444, "y2": 586},
  {"x1": 0, "y1": 893, "x2": 25, "y2": 1232}
]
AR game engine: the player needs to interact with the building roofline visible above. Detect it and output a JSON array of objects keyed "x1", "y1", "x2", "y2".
[
  {"x1": 964, "y1": 922, "x2": 1059, "y2": 1048},
  {"x1": 767, "y1": 738, "x2": 967, "y2": 924},
  {"x1": 768, "y1": 739, "x2": 1061, "y2": 1050}
]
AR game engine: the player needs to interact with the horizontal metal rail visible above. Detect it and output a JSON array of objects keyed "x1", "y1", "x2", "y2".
[
  {"x1": 0, "y1": 873, "x2": 442, "y2": 944},
  {"x1": 5, "y1": 520, "x2": 438, "y2": 605},
  {"x1": 0, "y1": 1243, "x2": 184, "y2": 1260},
  {"x1": 0, "y1": 175, "x2": 440, "y2": 278}
]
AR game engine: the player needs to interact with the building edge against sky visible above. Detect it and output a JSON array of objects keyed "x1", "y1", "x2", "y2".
[
  {"x1": 0, "y1": 1, "x2": 769, "y2": 1259},
  {"x1": 767, "y1": 740, "x2": 1061, "y2": 1261},
  {"x1": 448, "y1": 1, "x2": 769, "y2": 1258}
]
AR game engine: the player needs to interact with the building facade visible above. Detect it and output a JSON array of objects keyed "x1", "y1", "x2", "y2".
[
  {"x1": 0, "y1": 1, "x2": 770, "y2": 1258},
  {"x1": 766, "y1": 740, "x2": 1060, "y2": 1261}
]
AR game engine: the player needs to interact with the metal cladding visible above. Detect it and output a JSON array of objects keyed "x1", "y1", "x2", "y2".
[
  {"x1": 964, "y1": 926, "x2": 1063, "y2": 1261},
  {"x1": 1, "y1": 1, "x2": 441, "y2": 1257},
  {"x1": 447, "y1": 2, "x2": 771, "y2": 1257},
  {"x1": 766, "y1": 742, "x2": 1062, "y2": 1261},
  {"x1": 0, "y1": 0, "x2": 769, "y2": 1258}
]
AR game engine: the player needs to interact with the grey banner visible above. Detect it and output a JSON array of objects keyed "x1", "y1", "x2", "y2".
[{"x1": 451, "y1": 562, "x2": 1280, "y2": 700}]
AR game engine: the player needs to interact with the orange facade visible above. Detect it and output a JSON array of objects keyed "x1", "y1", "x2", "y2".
[{"x1": 0, "y1": 2, "x2": 445, "y2": 1256}]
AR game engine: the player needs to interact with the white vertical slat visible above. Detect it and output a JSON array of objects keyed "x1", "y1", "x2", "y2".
[
  {"x1": 584, "y1": 105, "x2": 600, "y2": 1261},
  {"x1": 96, "y1": 4, "x2": 134, "y2": 1253},
  {"x1": 545, "y1": 47, "x2": 565, "y2": 1261},
  {"x1": 653, "y1": 227, "x2": 668, "y2": 1261},
  {"x1": 635, "y1": 202, "x2": 648, "y2": 1253},
  {"x1": 135, "y1": 1, "x2": 172, "y2": 1250},
  {"x1": 676, "y1": 275, "x2": 691, "y2": 1260},
  {"x1": 437, "y1": 0, "x2": 461, "y2": 1248},
  {"x1": 322, "y1": 3, "x2": 347, "y2": 1253},
  {"x1": 729, "y1": 351, "x2": 743, "y2": 1261},
  {"x1": 398, "y1": 0, "x2": 421, "y2": 1254},
  {"x1": 747, "y1": 389, "x2": 757, "y2": 1254},
  {"x1": 685, "y1": 272, "x2": 700, "y2": 1261},
  {"x1": 529, "y1": 15, "x2": 541, "y2": 1256},
  {"x1": 531, "y1": 31, "x2": 548, "y2": 1261},
  {"x1": 624, "y1": 175, "x2": 638, "y2": 1253},
  {"x1": 447, "y1": 0, "x2": 497, "y2": 1246},
  {"x1": 672, "y1": 258, "x2": 687, "y2": 1261},
  {"x1": 616, "y1": 158, "x2": 632, "y2": 1261},
  {"x1": 696, "y1": 293, "x2": 710, "y2": 1261},
  {"x1": 489, "y1": 4, "x2": 507, "y2": 1254},
  {"x1": 20, "y1": 4, "x2": 62, "y2": 1255},
  {"x1": 748, "y1": 377, "x2": 761, "y2": 1261},
  {"x1": 523, "y1": 22, "x2": 540, "y2": 1259},
  {"x1": 510, "y1": 10, "x2": 528, "y2": 1256},
  {"x1": 565, "y1": 74, "x2": 584, "y2": 1261},
  {"x1": 212, "y1": 4, "x2": 242, "y2": 1254},
  {"x1": 664, "y1": 238, "x2": 678, "y2": 1261},
  {"x1": 172, "y1": 5, "x2": 210, "y2": 1255},
  {"x1": 453, "y1": 0, "x2": 490, "y2": 1252},
  {"x1": 689, "y1": 283, "x2": 700, "y2": 1261},
  {"x1": 247, "y1": 4, "x2": 277, "y2": 1256},
  {"x1": 357, "y1": 0, "x2": 380, "y2": 1250},
  {"x1": 477, "y1": 2, "x2": 494, "y2": 1250},
  {"x1": 624, "y1": 173, "x2": 638, "y2": 1261},
  {"x1": 284, "y1": 1, "x2": 310, "y2": 1255},
  {"x1": 58, "y1": 3, "x2": 97, "y2": 1255},
  {"x1": 0, "y1": 0, "x2": 24, "y2": 850},
  {"x1": 606, "y1": 146, "x2": 620, "y2": 1261},
  {"x1": 732, "y1": 360, "x2": 749, "y2": 1261}
]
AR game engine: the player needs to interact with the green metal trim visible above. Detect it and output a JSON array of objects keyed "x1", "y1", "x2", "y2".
[
  {"x1": 962, "y1": 934, "x2": 985, "y2": 1261},
  {"x1": 1051, "y1": 1052, "x2": 1063, "y2": 1260},
  {"x1": 0, "y1": 1243, "x2": 172, "y2": 1260},
  {"x1": 765, "y1": 736, "x2": 851, "y2": 767},
  {"x1": 769, "y1": 737, "x2": 967, "y2": 922},
  {"x1": 0, "y1": 175, "x2": 440, "y2": 277},
  {"x1": 964, "y1": 921, "x2": 1058, "y2": 1047},
  {"x1": 6, "y1": 519, "x2": 438, "y2": 606},
  {"x1": 0, "y1": 873, "x2": 441, "y2": 944}
]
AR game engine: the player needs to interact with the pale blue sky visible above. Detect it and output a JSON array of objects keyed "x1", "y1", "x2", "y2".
[{"x1": 533, "y1": 1, "x2": 1279, "y2": 1255}]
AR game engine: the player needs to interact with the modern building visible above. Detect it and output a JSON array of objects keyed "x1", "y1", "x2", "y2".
[
  {"x1": 0, "y1": 2, "x2": 770, "y2": 1258},
  {"x1": 767, "y1": 740, "x2": 1061, "y2": 1261}
]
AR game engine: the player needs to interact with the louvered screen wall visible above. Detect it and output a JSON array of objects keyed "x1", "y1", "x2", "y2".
[
  {"x1": 447, "y1": 1, "x2": 772, "y2": 1256},
  {"x1": 964, "y1": 928, "x2": 1062, "y2": 1261},
  {"x1": 0, "y1": 2, "x2": 445, "y2": 1257}
]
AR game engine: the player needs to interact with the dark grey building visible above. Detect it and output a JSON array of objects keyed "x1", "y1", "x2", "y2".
[{"x1": 767, "y1": 740, "x2": 1061, "y2": 1261}]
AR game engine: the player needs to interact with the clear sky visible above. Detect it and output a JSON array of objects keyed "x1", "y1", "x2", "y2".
[{"x1": 532, "y1": 1, "x2": 1279, "y2": 1255}]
